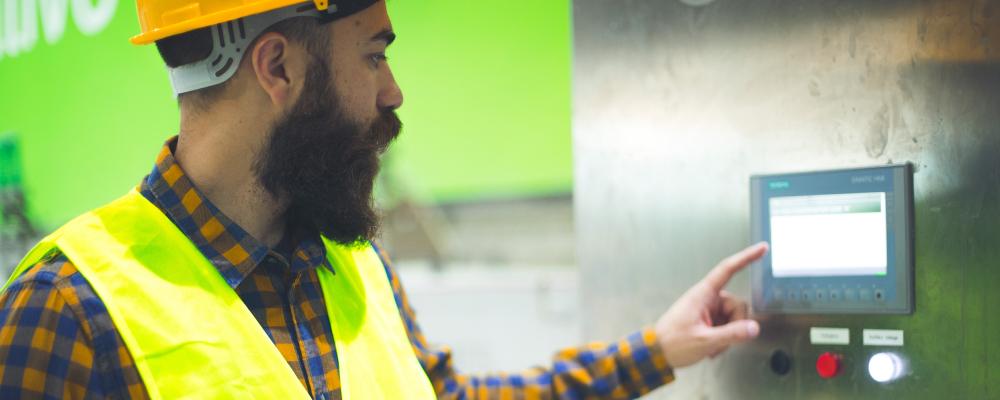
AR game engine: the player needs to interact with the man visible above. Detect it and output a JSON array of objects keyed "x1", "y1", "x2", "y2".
[{"x1": 0, "y1": 0, "x2": 765, "y2": 398}]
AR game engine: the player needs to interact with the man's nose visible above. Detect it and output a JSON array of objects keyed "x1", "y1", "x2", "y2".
[{"x1": 378, "y1": 66, "x2": 404, "y2": 111}]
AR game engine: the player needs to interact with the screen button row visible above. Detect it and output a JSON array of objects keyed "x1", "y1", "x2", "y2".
[{"x1": 772, "y1": 288, "x2": 886, "y2": 303}]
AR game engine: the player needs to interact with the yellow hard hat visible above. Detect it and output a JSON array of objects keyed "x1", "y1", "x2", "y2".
[
  {"x1": 131, "y1": 0, "x2": 377, "y2": 45},
  {"x1": 140, "y1": 0, "x2": 377, "y2": 94}
]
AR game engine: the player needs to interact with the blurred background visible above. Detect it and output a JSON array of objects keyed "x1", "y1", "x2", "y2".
[{"x1": 2, "y1": 0, "x2": 999, "y2": 398}]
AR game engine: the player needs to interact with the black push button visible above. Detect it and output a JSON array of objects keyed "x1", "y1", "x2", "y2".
[{"x1": 770, "y1": 350, "x2": 792, "y2": 376}]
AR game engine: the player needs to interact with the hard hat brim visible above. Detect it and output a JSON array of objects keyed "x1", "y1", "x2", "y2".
[{"x1": 131, "y1": 0, "x2": 312, "y2": 45}]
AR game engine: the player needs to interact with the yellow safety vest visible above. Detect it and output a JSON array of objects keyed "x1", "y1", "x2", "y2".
[{"x1": 3, "y1": 190, "x2": 436, "y2": 400}]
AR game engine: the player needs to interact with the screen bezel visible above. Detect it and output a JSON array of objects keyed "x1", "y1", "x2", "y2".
[{"x1": 750, "y1": 164, "x2": 914, "y2": 315}]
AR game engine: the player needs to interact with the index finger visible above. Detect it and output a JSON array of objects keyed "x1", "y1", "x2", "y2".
[{"x1": 702, "y1": 242, "x2": 769, "y2": 291}]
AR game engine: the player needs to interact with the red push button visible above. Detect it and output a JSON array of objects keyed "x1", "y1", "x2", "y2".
[{"x1": 816, "y1": 352, "x2": 842, "y2": 379}]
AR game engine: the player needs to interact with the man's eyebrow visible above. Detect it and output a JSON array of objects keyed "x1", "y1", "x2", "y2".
[{"x1": 371, "y1": 29, "x2": 396, "y2": 45}]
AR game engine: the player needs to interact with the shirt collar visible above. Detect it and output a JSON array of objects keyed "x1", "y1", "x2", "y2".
[{"x1": 139, "y1": 136, "x2": 330, "y2": 288}]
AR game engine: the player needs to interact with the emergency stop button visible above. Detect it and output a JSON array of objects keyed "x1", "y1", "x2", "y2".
[{"x1": 816, "y1": 352, "x2": 842, "y2": 379}]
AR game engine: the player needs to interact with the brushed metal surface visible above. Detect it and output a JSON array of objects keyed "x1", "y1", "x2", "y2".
[{"x1": 571, "y1": 0, "x2": 999, "y2": 398}]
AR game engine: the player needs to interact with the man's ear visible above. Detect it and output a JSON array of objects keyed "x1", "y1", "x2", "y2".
[{"x1": 250, "y1": 32, "x2": 306, "y2": 108}]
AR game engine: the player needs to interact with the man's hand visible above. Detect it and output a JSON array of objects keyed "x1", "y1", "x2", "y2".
[{"x1": 654, "y1": 242, "x2": 768, "y2": 368}]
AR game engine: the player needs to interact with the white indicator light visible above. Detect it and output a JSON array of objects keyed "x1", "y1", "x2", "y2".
[{"x1": 868, "y1": 352, "x2": 903, "y2": 383}]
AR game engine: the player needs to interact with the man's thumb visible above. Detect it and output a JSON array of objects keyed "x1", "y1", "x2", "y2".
[{"x1": 707, "y1": 320, "x2": 760, "y2": 345}]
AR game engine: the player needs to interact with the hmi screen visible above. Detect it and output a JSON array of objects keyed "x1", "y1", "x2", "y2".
[
  {"x1": 769, "y1": 192, "x2": 887, "y2": 277},
  {"x1": 750, "y1": 164, "x2": 914, "y2": 314}
]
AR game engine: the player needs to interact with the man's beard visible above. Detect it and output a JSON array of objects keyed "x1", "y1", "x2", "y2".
[{"x1": 254, "y1": 59, "x2": 401, "y2": 245}]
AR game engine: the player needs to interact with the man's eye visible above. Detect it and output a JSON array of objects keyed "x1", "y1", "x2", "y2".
[{"x1": 369, "y1": 53, "x2": 388, "y2": 67}]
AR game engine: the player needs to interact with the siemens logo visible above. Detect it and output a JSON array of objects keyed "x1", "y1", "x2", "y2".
[{"x1": 0, "y1": 0, "x2": 117, "y2": 60}]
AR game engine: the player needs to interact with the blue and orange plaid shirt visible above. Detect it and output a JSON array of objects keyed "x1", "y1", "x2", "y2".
[{"x1": 0, "y1": 137, "x2": 674, "y2": 399}]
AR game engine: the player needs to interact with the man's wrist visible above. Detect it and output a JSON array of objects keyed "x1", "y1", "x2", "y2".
[{"x1": 637, "y1": 327, "x2": 676, "y2": 384}]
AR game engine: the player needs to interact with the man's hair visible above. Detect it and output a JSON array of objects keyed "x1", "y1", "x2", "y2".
[{"x1": 154, "y1": 17, "x2": 332, "y2": 106}]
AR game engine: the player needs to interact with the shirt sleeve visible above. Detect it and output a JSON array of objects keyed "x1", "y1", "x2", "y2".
[{"x1": 374, "y1": 248, "x2": 675, "y2": 399}]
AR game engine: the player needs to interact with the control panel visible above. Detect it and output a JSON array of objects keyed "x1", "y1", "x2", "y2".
[
  {"x1": 767, "y1": 345, "x2": 908, "y2": 384},
  {"x1": 750, "y1": 164, "x2": 914, "y2": 314}
]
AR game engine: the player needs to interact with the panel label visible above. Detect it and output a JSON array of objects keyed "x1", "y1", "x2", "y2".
[
  {"x1": 863, "y1": 329, "x2": 904, "y2": 346},
  {"x1": 810, "y1": 327, "x2": 850, "y2": 345}
]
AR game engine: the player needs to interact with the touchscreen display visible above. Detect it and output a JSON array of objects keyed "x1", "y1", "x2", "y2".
[
  {"x1": 769, "y1": 192, "x2": 888, "y2": 277},
  {"x1": 750, "y1": 164, "x2": 914, "y2": 314}
]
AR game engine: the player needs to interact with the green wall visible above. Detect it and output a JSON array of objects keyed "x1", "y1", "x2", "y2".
[{"x1": 0, "y1": 0, "x2": 572, "y2": 231}]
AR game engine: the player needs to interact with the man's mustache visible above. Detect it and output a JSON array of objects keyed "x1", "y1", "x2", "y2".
[{"x1": 370, "y1": 110, "x2": 402, "y2": 152}]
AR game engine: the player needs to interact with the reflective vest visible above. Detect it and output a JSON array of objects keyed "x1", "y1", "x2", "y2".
[{"x1": 3, "y1": 190, "x2": 435, "y2": 400}]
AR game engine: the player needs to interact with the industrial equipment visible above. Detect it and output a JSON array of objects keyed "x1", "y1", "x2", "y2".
[{"x1": 572, "y1": 0, "x2": 999, "y2": 398}]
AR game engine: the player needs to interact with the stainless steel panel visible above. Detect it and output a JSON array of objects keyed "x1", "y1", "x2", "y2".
[{"x1": 571, "y1": 0, "x2": 999, "y2": 398}]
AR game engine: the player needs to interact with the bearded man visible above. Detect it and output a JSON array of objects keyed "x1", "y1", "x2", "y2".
[{"x1": 0, "y1": 0, "x2": 765, "y2": 398}]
